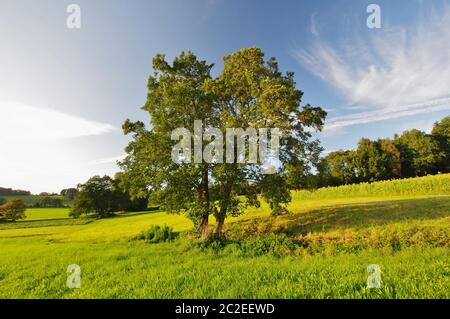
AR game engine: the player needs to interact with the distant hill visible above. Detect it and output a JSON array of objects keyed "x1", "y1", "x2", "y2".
[{"x1": 0, "y1": 187, "x2": 31, "y2": 196}]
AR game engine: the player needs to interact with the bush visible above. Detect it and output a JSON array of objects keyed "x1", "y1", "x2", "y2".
[
  {"x1": 239, "y1": 234, "x2": 297, "y2": 257},
  {"x1": 196, "y1": 234, "x2": 298, "y2": 257},
  {"x1": 136, "y1": 225, "x2": 175, "y2": 243},
  {"x1": 0, "y1": 200, "x2": 26, "y2": 221},
  {"x1": 197, "y1": 236, "x2": 230, "y2": 253}
]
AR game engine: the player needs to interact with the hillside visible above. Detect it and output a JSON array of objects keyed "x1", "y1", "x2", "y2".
[{"x1": 0, "y1": 174, "x2": 448, "y2": 298}]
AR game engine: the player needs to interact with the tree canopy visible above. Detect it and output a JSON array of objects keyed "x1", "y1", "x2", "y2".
[
  {"x1": 70, "y1": 175, "x2": 148, "y2": 218},
  {"x1": 0, "y1": 200, "x2": 26, "y2": 221},
  {"x1": 316, "y1": 116, "x2": 449, "y2": 187},
  {"x1": 119, "y1": 48, "x2": 326, "y2": 238}
]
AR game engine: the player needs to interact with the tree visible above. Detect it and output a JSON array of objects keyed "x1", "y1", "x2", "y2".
[
  {"x1": 318, "y1": 150, "x2": 356, "y2": 186},
  {"x1": 60, "y1": 188, "x2": 79, "y2": 201},
  {"x1": 120, "y1": 48, "x2": 326, "y2": 238},
  {"x1": 353, "y1": 138, "x2": 401, "y2": 182},
  {"x1": 70, "y1": 175, "x2": 116, "y2": 218},
  {"x1": 431, "y1": 115, "x2": 450, "y2": 173},
  {"x1": 0, "y1": 200, "x2": 26, "y2": 221},
  {"x1": 120, "y1": 51, "x2": 215, "y2": 238},
  {"x1": 394, "y1": 129, "x2": 444, "y2": 177},
  {"x1": 0, "y1": 187, "x2": 30, "y2": 196},
  {"x1": 33, "y1": 196, "x2": 64, "y2": 208},
  {"x1": 70, "y1": 175, "x2": 147, "y2": 218}
]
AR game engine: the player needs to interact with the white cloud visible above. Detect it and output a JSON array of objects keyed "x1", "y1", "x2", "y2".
[
  {"x1": 0, "y1": 101, "x2": 116, "y2": 141},
  {"x1": 0, "y1": 101, "x2": 119, "y2": 193},
  {"x1": 295, "y1": 8, "x2": 450, "y2": 131}
]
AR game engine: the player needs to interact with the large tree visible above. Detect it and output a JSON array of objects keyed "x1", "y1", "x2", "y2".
[{"x1": 120, "y1": 48, "x2": 326, "y2": 238}]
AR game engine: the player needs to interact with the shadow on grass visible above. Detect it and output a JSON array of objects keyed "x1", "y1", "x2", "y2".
[
  {"x1": 228, "y1": 197, "x2": 450, "y2": 236},
  {"x1": 0, "y1": 218, "x2": 93, "y2": 230},
  {"x1": 112, "y1": 210, "x2": 163, "y2": 219}
]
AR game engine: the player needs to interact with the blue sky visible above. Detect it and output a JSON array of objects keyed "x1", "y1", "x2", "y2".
[{"x1": 1, "y1": 0, "x2": 449, "y2": 193}]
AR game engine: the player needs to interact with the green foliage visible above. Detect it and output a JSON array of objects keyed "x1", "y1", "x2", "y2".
[
  {"x1": 432, "y1": 115, "x2": 450, "y2": 172},
  {"x1": 317, "y1": 115, "x2": 450, "y2": 188},
  {"x1": 33, "y1": 196, "x2": 65, "y2": 208},
  {"x1": 60, "y1": 188, "x2": 79, "y2": 202},
  {"x1": 318, "y1": 150, "x2": 356, "y2": 186},
  {"x1": 1, "y1": 195, "x2": 68, "y2": 208},
  {"x1": 394, "y1": 129, "x2": 444, "y2": 177},
  {"x1": 120, "y1": 48, "x2": 326, "y2": 238},
  {"x1": 0, "y1": 187, "x2": 30, "y2": 196},
  {"x1": 354, "y1": 138, "x2": 401, "y2": 182},
  {"x1": 136, "y1": 225, "x2": 175, "y2": 243},
  {"x1": 70, "y1": 175, "x2": 148, "y2": 218},
  {"x1": 0, "y1": 200, "x2": 26, "y2": 221}
]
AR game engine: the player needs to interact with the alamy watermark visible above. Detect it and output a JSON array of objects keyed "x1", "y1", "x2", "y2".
[
  {"x1": 366, "y1": 264, "x2": 382, "y2": 289},
  {"x1": 66, "y1": 264, "x2": 81, "y2": 289},
  {"x1": 367, "y1": 4, "x2": 381, "y2": 29},
  {"x1": 171, "y1": 121, "x2": 281, "y2": 174},
  {"x1": 66, "y1": 4, "x2": 81, "y2": 29}
]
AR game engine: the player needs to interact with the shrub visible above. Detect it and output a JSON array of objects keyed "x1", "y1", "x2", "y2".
[
  {"x1": 195, "y1": 234, "x2": 298, "y2": 257},
  {"x1": 239, "y1": 234, "x2": 297, "y2": 257},
  {"x1": 0, "y1": 200, "x2": 26, "y2": 221},
  {"x1": 197, "y1": 236, "x2": 230, "y2": 253},
  {"x1": 136, "y1": 225, "x2": 175, "y2": 243}
]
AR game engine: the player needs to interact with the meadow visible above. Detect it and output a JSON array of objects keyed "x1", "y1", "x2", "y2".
[{"x1": 0, "y1": 174, "x2": 449, "y2": 298}]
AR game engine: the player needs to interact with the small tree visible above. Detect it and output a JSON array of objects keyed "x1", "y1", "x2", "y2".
[
  {"x1": 0, "y1": 200, "x2": 26, "y2": 221},
  {"x1": 70, "y1": 175, "x2": 148, "y2": 218},
  {"x1": 70, "y1": 175, "x2": 116, "y2": 218}
]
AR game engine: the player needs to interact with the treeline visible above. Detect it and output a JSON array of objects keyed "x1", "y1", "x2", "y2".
[
  {"x1": 0, "y1": 187, "x2": 30, "y2": 196},
  {"x1": 32, "y1": 196, "x2": 66, "y2": 208},
  {"x1": 310, "y1": 115, "x2": 449, "y2": 188}
]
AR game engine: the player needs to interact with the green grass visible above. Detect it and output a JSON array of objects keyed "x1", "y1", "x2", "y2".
[
  {"x1": 292, "y1": 173, "x2": 450, "y2": 200},
  {"x1": 0, "y1": 174, "x2": 449, "y2": 298},
  {"x1": 23, "y1": 208, "x2": 71, "y2": 221}
]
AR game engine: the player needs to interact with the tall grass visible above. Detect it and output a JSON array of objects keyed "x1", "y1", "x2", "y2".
[{"x1": 293, "y1": 173, "x2": 450, "y2": 201}]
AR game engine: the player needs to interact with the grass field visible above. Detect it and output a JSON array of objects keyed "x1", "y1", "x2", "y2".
[{"x1": 0, "y1": 174, "x2": 449, "y2": 298}]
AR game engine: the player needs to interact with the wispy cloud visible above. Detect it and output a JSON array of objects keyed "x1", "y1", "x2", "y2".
[
  {"x1": 0, "y1": 101, "x2": 119, "y2": 193},
  {"x1": 89, "y1": 155, "x2": 126, "y2": 166},
  {"x1": 0, "y1": 101, "x2": 116, "y2": 141},
  {"x1": 294, "y1": 8, "x2": 450, "y2": 131}
]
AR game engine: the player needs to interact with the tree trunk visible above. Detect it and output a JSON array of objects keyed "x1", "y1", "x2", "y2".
[
  {"x1": 213, "y1": 215, "x2": 225, "y2": 237},
  {"x1": 197, "y1": 165, "x2": 210, "y2": 240},
  {"x1": 199, "y1": 214, "x2": 209, "y2": 239}
]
